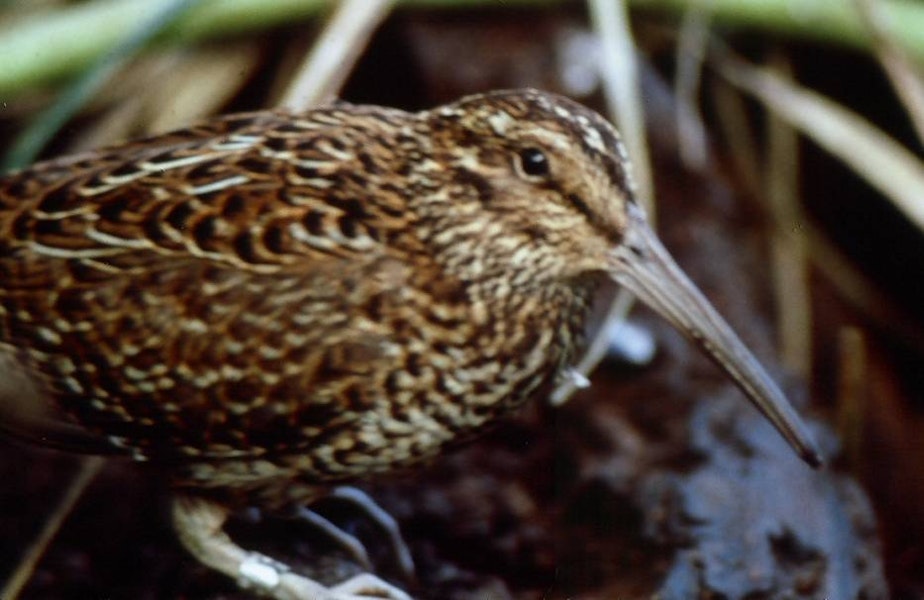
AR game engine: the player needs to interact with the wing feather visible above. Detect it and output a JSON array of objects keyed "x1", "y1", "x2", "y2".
[{"x1": 0, "y1": 106, "x2": 426, "y2": 460}]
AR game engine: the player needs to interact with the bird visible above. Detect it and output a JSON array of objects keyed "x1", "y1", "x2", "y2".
[{"x1": 0, "y1": 89, "x2": 822, "y2": 599}]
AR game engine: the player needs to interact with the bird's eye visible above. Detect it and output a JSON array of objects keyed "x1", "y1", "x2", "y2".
[{"x1": 517, "y1": 148, "x2": 550, "y2": 178}]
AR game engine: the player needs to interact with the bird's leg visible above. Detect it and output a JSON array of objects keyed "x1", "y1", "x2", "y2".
[{"x1": 171, "y1": 494, "x2": 413, "y2": 600}]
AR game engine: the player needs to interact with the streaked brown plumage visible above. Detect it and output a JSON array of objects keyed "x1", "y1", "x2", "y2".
[{"x1": 0, "y1": 89, "x2": 820, "y2": 599}]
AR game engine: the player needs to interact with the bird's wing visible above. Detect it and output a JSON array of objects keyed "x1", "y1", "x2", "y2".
[
  {"x1": 0, "y1": 107, "x2": 416, "y2": 274},
  {"x1": 0, "y1": 107, "x2": 429, "y2": 461}
]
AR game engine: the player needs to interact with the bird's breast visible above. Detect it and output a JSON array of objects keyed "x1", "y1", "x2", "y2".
[{"x1": 358, "y1": 280, "x2": 594, "y2": 447}]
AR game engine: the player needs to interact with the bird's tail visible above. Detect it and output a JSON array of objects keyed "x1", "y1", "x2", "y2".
[{"x1": 0, "y1": 344, "x2": 123, "y2": 456}]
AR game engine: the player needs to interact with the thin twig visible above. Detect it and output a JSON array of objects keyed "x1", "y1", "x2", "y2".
[
  {"x1": 0, "y1": 457, "x2": 105, "y2": 600},
  {"x1": 280, "y1": 0, "x2": 396, "y2": 111}
]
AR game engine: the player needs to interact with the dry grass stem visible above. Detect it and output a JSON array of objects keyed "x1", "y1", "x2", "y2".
[
  {"x1": 280, "y1": 0, "x2": 395, "y2": 110},
  {"x1": 854, "y1": 0, "x2": 924, "y2": 147},
  {"x1": 1, "y1": 0, "x2": 192, "y2": 170},
  {"x1": 587, "y1": 0, "x2": 654, "y2": 216},
  {"x1": 0, "y1": 457, "x2": 105, "y2": 600},
  {"x1": 632, "y1": 0, "x2": 924, "y2": 60},
  {"x1": 0, "y1": 0, "x2": 330, "y2": 96},
  {"x1": 837, "y1": 327, "x2": 868, "y2": 471},
  {"x1": 551, "y1": 287, "x2": 635, "y2": 406},
  {"x1": 714, "y1": 49, "x2": 924, "y2": 235},
  {"x1": 68, "y1": 43, "x2": 260, "y2": 154},
  {"x1": 711, "y1": 79, "x2": 762, "y2": 197},
  {"x1": 765, "y1": 54, "x2": 812, "y2": 378},
  {"x1": 144, "y1": 43, "x2": 262, "y2": 133},
  {"x1": 806, "y1": 221, "x2": 924, "y2": 354},
  {"x1": 712, "y1": 73, "x2": 924, "y2": 355},
  {"x1": 674, "y1": 0, "x2": 712, "y2": 170},
  {"x1": 567, "y1": 0, "x2": 654, "y2": 407}
]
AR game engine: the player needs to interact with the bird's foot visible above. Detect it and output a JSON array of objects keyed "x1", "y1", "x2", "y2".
[
  {"x1": 327, "y1": 486, "x2": 416, "y2": 581},
  {"x1": 242, "y1": 555, "x2": 411, "y2": 600},
  {"x1": 294, "y1": 507, "x2": 376, "y2": 571},
  {"x1": 172, "y1": 494, "x2": 414, "y2": 600},
  {"x1": 327, "y1": 572, "x2": 414, "y2": 599},
  {"x1": 293, "y1": 486, "x2": 415, "y2": 582}
]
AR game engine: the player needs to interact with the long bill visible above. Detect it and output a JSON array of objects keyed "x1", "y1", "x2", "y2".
[{"x1": 608, "y1": 205, "x2": 823, "y2": 468}]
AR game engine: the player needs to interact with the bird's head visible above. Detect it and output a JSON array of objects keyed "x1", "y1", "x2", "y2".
[{"x1": 422, "y1": 89, "x2": 822, "y2": 467}]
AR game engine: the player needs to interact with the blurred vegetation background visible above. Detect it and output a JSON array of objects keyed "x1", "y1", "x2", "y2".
[{"x1": 1, "y1": 1, "x2": 922, "y2": 598}]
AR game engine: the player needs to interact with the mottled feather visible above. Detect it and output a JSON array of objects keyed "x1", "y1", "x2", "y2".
[{"x1": 0, "y1": 91, "x2": 623, "y2": 501}]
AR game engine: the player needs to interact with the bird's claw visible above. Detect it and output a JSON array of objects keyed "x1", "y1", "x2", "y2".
[
  {"x1": 328, "y1": 573, "x2": 414, "y2": 600},
  {"x1": 239, "y1": 557, "x2": 412, "y2": 600}
]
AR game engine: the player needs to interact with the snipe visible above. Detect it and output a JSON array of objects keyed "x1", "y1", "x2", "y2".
[{"x1": 0, "y1": 89, "x2": 820, "y2": 599}]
